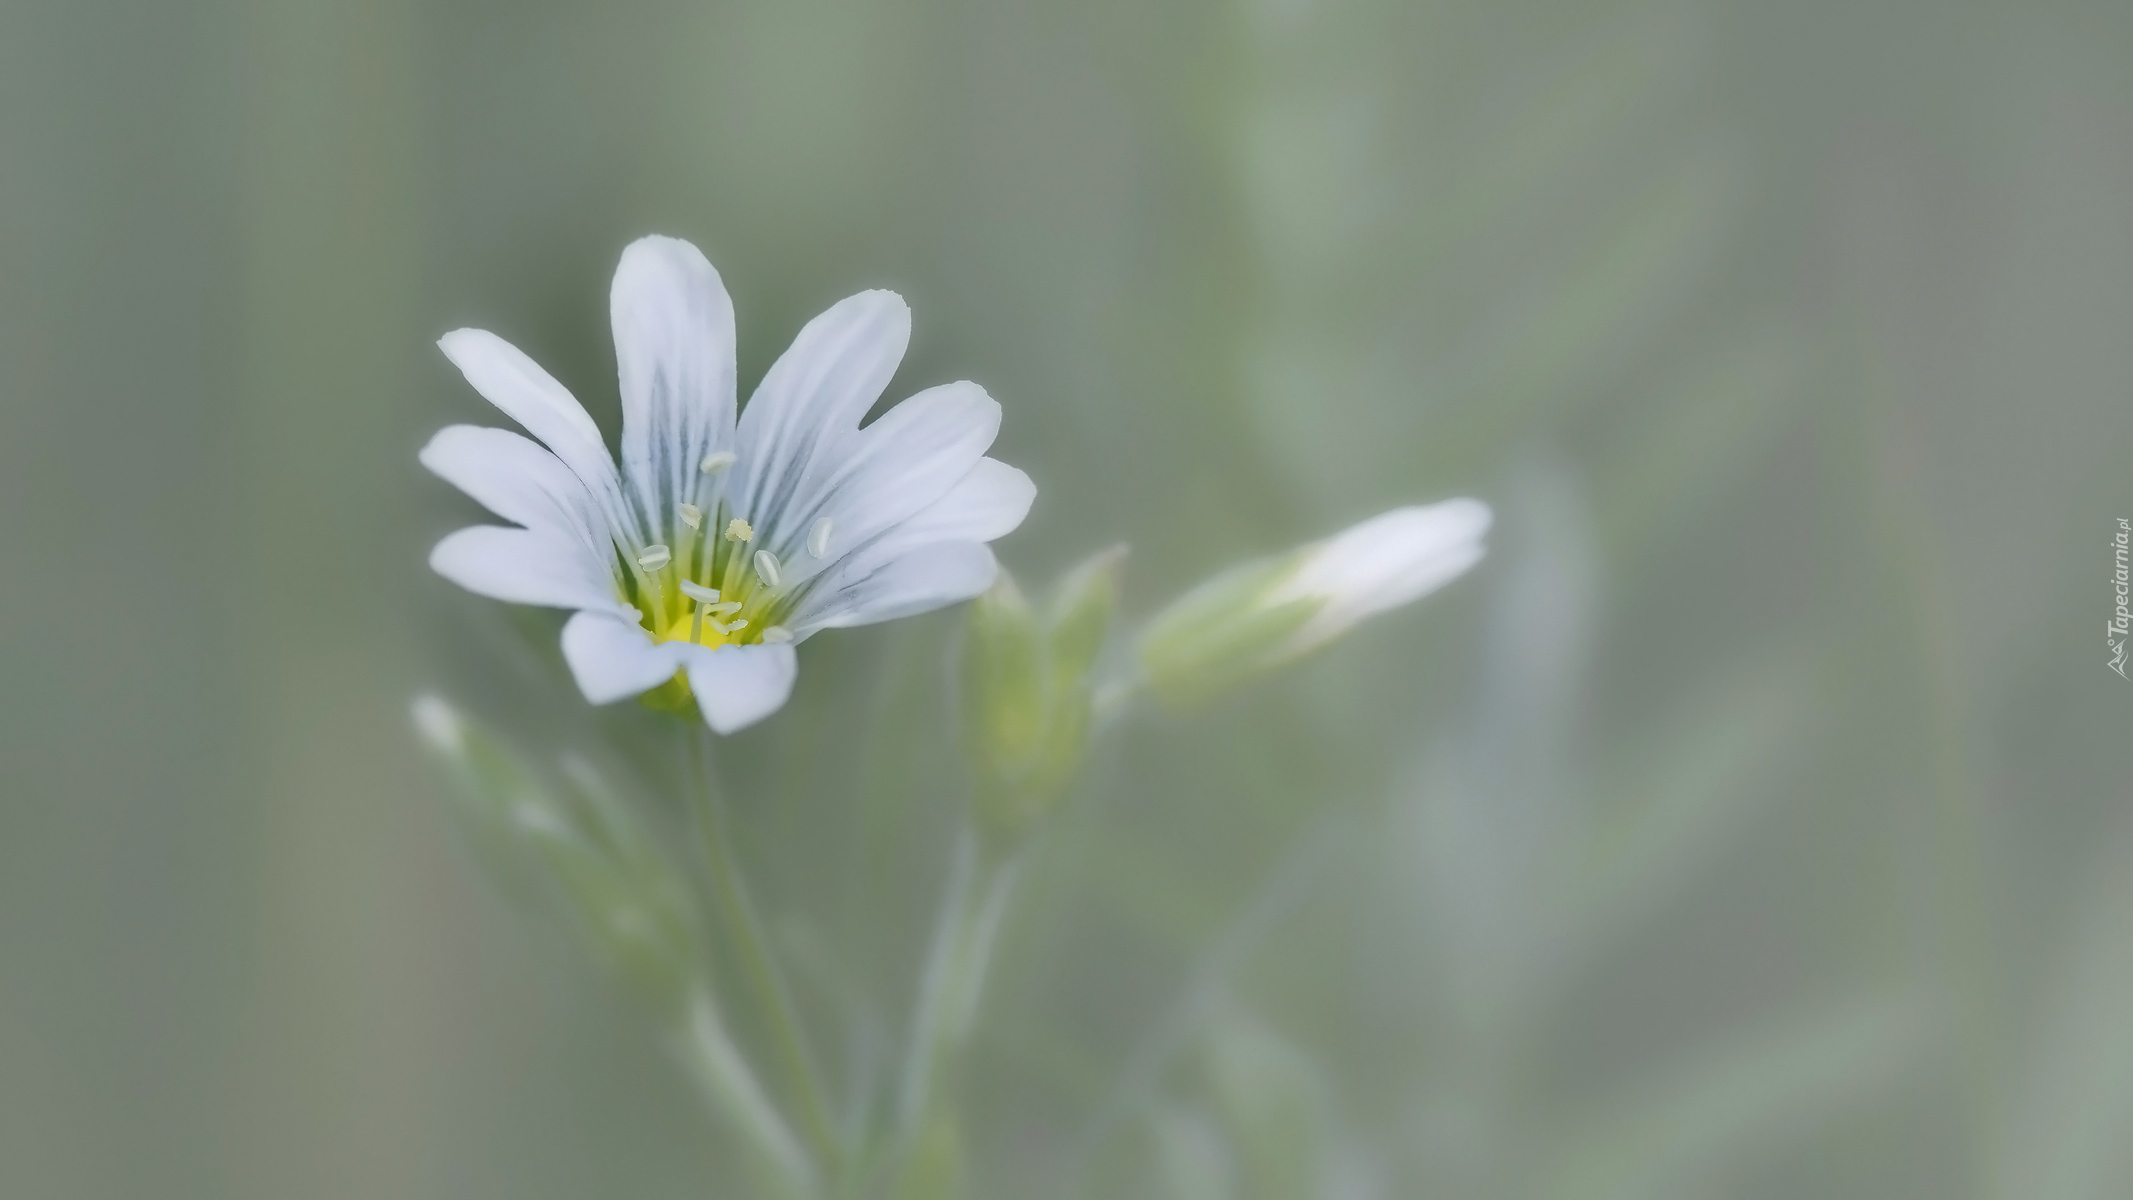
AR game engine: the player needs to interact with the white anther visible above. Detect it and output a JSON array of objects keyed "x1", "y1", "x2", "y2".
[
  {"x1": 808, "y1": 517, "x2": 833, "y2": 558},
  {"x1": 754, "y1": 550, "x2": 783, "y2": 587},
  {"x1": 678, "y1": 580, "x2": 720, "y2": 603},
  {"x1": 636, "y1": 544, "x2": 671, "y2": 571},
  {"x1": 761, "y1": 626, "x2": 793, "y2": 644},
  {"x1": 709, "y1": 617, "x2": 750, "y2": 636},
  {"x1": 699, "y1": 451, "x2": 736, "y2": 474},
  {"x1": 709, "y1": 601, "x2": 742, "y2": 616},
  {"x1": 678, "y1": 503, "x2": 704, "y2": 530},
  {"x1": 725, "y1": 518, "x2": 754, "y2": 543}
]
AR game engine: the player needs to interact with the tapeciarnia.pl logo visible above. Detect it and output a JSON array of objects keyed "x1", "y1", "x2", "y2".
[{"x1": 2112, "y1": 518, "x2": 2130, "y2": 679}]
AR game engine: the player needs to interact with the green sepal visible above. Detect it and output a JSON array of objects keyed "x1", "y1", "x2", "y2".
[
  {"x1": 964, "y1": 570, "x2": 1047, "y2": 777},
  {"x1": 1046, "y1": 543, "x2": 1128, "y2": 684},
  {"x1": 637, "y1": 669, "x2": 697, "y2": 715},
  {"x1": 1135, "y1": 551, "x2": 1322, "y2": 709},
  {"x1": 963, "y1": 546, "x2": 1127, "y2": 840}
]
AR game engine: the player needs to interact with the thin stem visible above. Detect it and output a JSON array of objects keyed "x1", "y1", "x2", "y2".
[
  {"x1": 894, "y1": 825, "x2": 1026, "y2": 1152},
  {"x1": 1047, "y1": 819, "x2": 1345, "y2": 1200},
  {"x1": 685, "y1": 728, "x2": 846, "y2": 1175},
  {"x1": 895, "y1": 827, "x2": 975, "y2": 1136},
  {"x1": 671, "y1": 991, "x2": 818, "y2": 1200}
]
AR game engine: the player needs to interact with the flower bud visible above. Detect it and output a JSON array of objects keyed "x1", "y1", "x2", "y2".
[
  {"x1": 962, "y1": 546, "x2": 1127, "y2": 838},
  {"x1": 1137, "y1": 500, "x2": 1490, "y2": 707}
]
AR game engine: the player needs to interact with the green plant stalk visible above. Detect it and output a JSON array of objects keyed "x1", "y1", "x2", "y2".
[
  {"x1": 893, "y1": 824, "x2": 1026, "y2": 1171},
  {"x1": 686, "y1": 728, "x2": 846, "y2": 1178},
  {"x1": 671, "y1": 989, "x2": 819, "y2": 1200}
]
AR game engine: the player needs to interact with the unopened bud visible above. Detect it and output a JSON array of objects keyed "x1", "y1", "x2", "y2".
[{"x1": 1137, "y1": 501, "x2": 1489, "y2": 707}]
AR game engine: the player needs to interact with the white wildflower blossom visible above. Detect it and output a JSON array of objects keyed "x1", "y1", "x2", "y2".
[{"x1": 421, "y1": 235, "x2": 1035, "y2": 733}]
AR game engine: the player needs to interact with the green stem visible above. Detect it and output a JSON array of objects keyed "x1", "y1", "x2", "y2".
[
  {"x1": 894, "y1": 825, "x2": 1025, "y2": 1155},
  {"x1": 672, "y1": 990, "x2": 818, "y2": 1200},
  {"x1": 686, "y1": 729, "x2": 846, "y2": 1178}
]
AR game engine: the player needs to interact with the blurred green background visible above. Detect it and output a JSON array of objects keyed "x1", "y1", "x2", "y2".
[{"x1": 3, "y1": 0, "x2": 2131, "y2": 1195}]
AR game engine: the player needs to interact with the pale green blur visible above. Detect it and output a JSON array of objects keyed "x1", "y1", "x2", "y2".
[{"x1": 2, "y1": 0, "x2": 2130, "y2": 1196}]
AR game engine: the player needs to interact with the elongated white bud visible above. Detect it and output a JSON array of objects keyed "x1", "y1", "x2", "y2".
[
  {"x1": 1137, "y1": 500, "x2": 1490, "y2": 707},
  {"x1": 761, "y1": 626, "x2": 793, "y2": 644},
  {"x1": 678, "y1": 503, "x2": 704, "y2": 530},
  {"x1": 678, "y1": 580, "x2": 720, "y2": 603},
  {"x1": 725, "y1": 518, "x2": 753, "y2": 543},
  {"x1": 699, "y1": 451, "x2": 736, "y2": 474},
  {"x1": 753, "y1": 550, "x2": 783, "y2": 587},
  {"x1": 636, "y1": 544, "x2": 671, "y2": 572},
  {"x1": 808, "y1": 517, "x2": 833, "y2": 558}
]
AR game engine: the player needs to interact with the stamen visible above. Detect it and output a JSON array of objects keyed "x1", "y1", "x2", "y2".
[
  {"x1": 678, "y1": 503, "x2": 704, "y2": 530},
  {"x1": 709, "y1": 601, "x2": 742, "y2": 616},
  {"x1": 725, "y1": 518, "x2": 754, "y2": 543},
  {"x1": 761, "y1": 626, "x2": 793, "y2": 644},
  {"x1": 699, "y1": 451, "x2": 737, "y2": 474},
  {"x1": 673, "y1": 583, "x2": 718, "y2": 644},
  {"x1": 636, "y1": 544, "x2": 671, "y2": 572},
  {"x1": 709, "y1": 618, "x2": 750, "y2": 636},
  {"x1": 754, "y1": 550, "x2": 783, "y2": 588},
  {"x1": 808, "y1": 517, "x2": 833, "y2": 558}
]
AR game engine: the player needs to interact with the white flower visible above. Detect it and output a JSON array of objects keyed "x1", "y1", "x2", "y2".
[
  {"x1": 421, "y1": 236, "x2": 1035, "y2": 733},
  {"x1": 1136, "y1": 499, "x2": 1490, "y2": 704}
]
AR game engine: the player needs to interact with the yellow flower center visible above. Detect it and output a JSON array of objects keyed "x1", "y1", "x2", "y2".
[{"x1": 624, "y1": 501, "x2": 794, "y2": 650}]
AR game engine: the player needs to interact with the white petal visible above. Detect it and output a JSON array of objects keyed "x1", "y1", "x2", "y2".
[
  {"x1": 437, "y1": 330, "x2": 626, "y2": 526},
  {"x1": 794, "y1": 540, "x2": 998, "y2": 632},
  {"x1": 772, "y1": 382, "x2": 1002, "y2": 582},
  {"x1": 429, "y1": 525, "x2": 625, "y2": 614},
  {"x1": 732, "y1": 290, "x2": 910, "y2": 533},
  {"x1": 682, "y1": 643, "x2": 799, "y2": 734},
  {"x1": 612, "y1": 236, "x2": 738, "y2": 529},
  {"x1": 419, "y1": 424, "x2": 604, "y2": 553},
  {"x1": 560, "y1": 610, "x2": 687, "y2": 704},
  {"x1": 819, "y1": 458, "x2": 1032, "y2": 586},
  {"x1": 1278, "y1": 499, "x2": 1492, "y2": 646},
  {"x1": 910, "y1": 458, "x2": 1035, "y2": 544}
]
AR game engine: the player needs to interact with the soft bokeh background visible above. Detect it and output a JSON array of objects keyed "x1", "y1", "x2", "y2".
[{"x1": 3, "y1": 0, "x2": 2130, "y2": 1195}]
